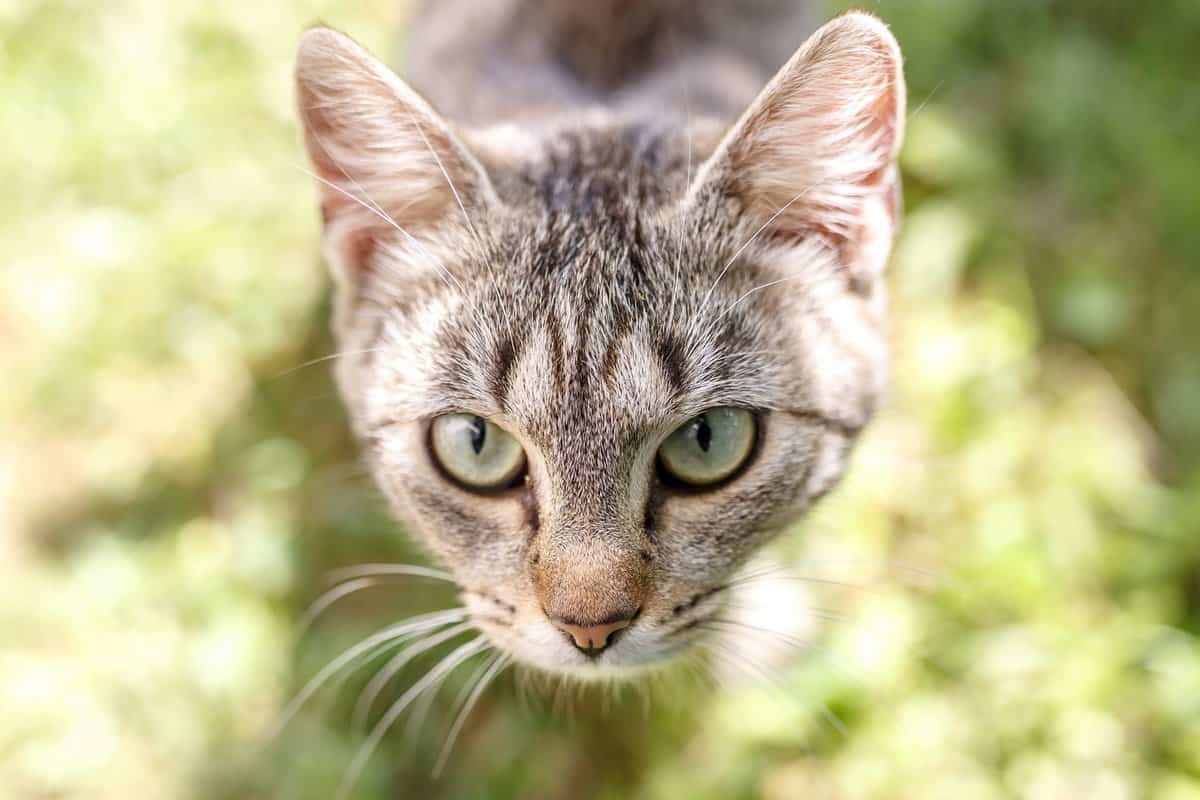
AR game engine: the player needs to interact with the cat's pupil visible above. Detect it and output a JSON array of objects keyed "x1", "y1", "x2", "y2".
[
  {"x1": 469, "y1": 416, "x2": 487, "y2": 455},
  {"x1": 695, "y1": 414, "x2": 712, "y2": 452}
]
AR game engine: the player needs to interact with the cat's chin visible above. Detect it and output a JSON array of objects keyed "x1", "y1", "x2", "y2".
[
  {"x1": 475, "y1": 616, "x2": 692, "y2": 683},
  {"x1": 526, "y1": 658, "x2": 677, "y2": 685}
]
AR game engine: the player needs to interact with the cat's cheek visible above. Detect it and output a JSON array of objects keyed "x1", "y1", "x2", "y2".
[{"x1": 367, "y1": 423, "x2": 526, "y2": 581}]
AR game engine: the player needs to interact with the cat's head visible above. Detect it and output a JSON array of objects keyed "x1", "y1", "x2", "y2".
[{"x1": 295, "y1": 14, "x2": 904, "y2": 679}]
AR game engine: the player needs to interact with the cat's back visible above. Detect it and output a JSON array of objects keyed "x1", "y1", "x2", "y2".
[{"x1": 402, "y1": 0, "x2": 817, "y2": 125}]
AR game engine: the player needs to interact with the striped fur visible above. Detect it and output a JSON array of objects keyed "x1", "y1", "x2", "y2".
[{"x1": 296, "y1": 5, "x2": 905, "y2": 679}]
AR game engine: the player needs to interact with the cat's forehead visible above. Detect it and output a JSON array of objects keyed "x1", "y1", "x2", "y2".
[
  {"x1": 418, "y1": 227, "x2": 782, "y2": 447},
  {"x1": 494, "y1": 318, "x2": 679, "y2": 442}
]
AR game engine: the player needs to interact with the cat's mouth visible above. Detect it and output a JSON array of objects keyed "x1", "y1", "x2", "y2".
[{"x1": 460, "y1": 568, "x2": 817, "y2": 678}]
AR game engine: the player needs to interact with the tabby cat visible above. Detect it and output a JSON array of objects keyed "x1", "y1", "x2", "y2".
[{"x1": 295, "y1": 0, "x2": 905, "y2": 681}]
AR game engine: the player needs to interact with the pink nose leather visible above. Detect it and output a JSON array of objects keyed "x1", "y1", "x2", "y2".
[{"x1": 553, "y1": 618, "x2": 632, "y2": 651}]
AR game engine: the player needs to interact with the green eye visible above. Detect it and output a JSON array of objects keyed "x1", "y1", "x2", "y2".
[
  {"x1": 431, "y1": 414, "x2": 526, "y2": 489},
  {"x1": 658, "y1": 408, "x2": 756, "y2": 486}
]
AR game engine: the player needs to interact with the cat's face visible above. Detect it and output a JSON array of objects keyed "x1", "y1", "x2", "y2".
[{"x1": 296, "y1": 15, "x2": 904, "y2": 679}]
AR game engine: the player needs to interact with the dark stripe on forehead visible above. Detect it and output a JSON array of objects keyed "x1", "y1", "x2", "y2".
[
  {"x1": 572, "y1": 297, "x2": 591, "y2": 392},
  {"x1": 654, "y1": 333, "x2": 688, "y2": 397},
  {"x1": 489, "y1": 334, "x2": 520, "y2": 411}
]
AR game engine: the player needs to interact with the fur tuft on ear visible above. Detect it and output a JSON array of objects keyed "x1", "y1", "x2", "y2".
[
  {"x1": 295, "y1": 27, "x2": 494, "y2": 286},
  {"x1": 692, "y1": 12, "x2": 906, "y2": 287}
]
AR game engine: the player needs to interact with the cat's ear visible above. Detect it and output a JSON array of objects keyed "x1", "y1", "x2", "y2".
[
  {"x1": 691, "y1": 13, "x2": 905, "y2": 288},
  {"x1": 295, "y1": 27, "x2": 494, "y2": 284}
]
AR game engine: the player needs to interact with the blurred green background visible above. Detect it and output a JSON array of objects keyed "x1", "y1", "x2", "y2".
[{"x1": 3, "y1": 0, "x2": 1199, "y2": 798}]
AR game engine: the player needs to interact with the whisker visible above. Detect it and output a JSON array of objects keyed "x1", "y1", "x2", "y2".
[
  {"x1": 700, "y1": 618, "x2": 811, "y2": 651},
  {"x1": 715, "y1": 273, "x2": 810, "y2": 323},
  {"x1": 307, "y1": 458, "x2": 373, "y2": 484},
  {"x1": 907, "y1": 79, "x2": 944, "y2": 121},
  {"x1": 402, "y1": 109, "x2": 482, "y2": 248},
  {"x1": 338, "y1": 637, "x2": 489, "y2": 800},
  {"x1": 304, "y1": 126, "x2": 465, "y2": 295},
  {"x1": 700, "y1": 633, "x2": 850, "y2": 740},
  {"x1": 699, "y1": 180, "x2": 822, "y2": 311},
  {"x1": 697, "y1": 636, "x2": 765, "y2": 689},
  {"x1": 353, "y1": 620, "x2": 474, "y2": 731},
  {"x1": 686, "y1": 648, "x2": 721, "y2": 694},
  {"x1": 401, "y1": 110, "x2": 518, "y2": 335},
  {"x1": 305, "y1": 127, "x2": 403, "y2": 236},
  {"x1": 432, "y1": 652, "x2": 509, "y2": 777},
  {"x1": 269, "y1": 608, "x2": 466, "y2": 740},
  {"x1": 724, "y1": 557, "x2": 942, "y2": 594},
  {"x1": 401, "y1": 665, "x2": 446, "y2": 748},
  {"x1": 327, "y1": 625, "x2": 444, "y2": 700},
  {"x1": 296, "y1": 577, "x2": 379, "y2": 639},
  {"x1": 700, "y1": 626, "x2": 811, "y2": 702},
  {"x1": 400, "y1": 638, "x2": 490, "y2": 749},
  {"x1": 298, "y1": 563, "x2": 457, "y2": 638},
  {"x1": 718, "y1": 572, "x2": 884, "y2": 598},
  {"x1": 324, "y1": 563, "x2": 454, "y2": 585},
  {"x1": 817, "y1": 702, "x2": 850, "y2": 738},
  {"x1": 762, "y1": 556, "x2": 941, "y2": 583},
  {"x1": 720, "y1": 601, "x2": 848, "y2": 625},
  {"x1": 705, "y1": 602, "x2": 870, "y2": 687},
  {"x1": 289, "y1": 160, "x2": 464, "y2": 294},
  {"x1": 270, "y1": 348, "x2": 389, "y2": 380}
]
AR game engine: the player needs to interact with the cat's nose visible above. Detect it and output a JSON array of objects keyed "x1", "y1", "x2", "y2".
[{"x1": 551, "y1": 615, "x2": 634, "y2": 654}]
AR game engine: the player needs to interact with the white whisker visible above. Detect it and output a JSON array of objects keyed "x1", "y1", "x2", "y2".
[
  {"x1": 400, "y1": 664, "x2": 444, "y2": 748},
  {"x1": 298, "y1": 563, "x2": 457, "y2": 638},
  {"x1": 324, "y1": 563, "x2": 454, "y2": 585},
  {"x1": 327, "y1": 627, "x2": 435, "y2": 700},
  {"x1": 716, "y1": 273, "x2": 807, "y2": 322},
  {"x1": 702, "y1": 631, "x2": 850, "y2": 740},
  {"x1": 353, "y1": 620, "x2": 473, "y2": 730},
  {"x1": 908, "y1": 79, "x2": 944, "y2": 121},
  {"x1": 432, "y1": 652, "x2": 508, "y2": 776},
  {"x1": 721, "y1": 601, "x2": 847, "y2": 625},
  {"x1": 296, "y1": 577, "x2": 379, "y2": 639},
  {"x1": 272, "y1": 348, "x2": 390, "y2": 379},
  {"x1": 729, "y1": 557, "x2": 942, "y2": 592},
  {"x1": 403, "y1": 647, "x2": 493, "y2": 747},
  {"x1": 290, "y1": 160, "x2": 464, "y2": 293},
  {"x1": 817, "y1": 702, "x2": 850, "y2": 738},
  {"x1": 699, "y1": 181, "x2": 821, "y2": 311},
  {"x1": 338, "y1": 637, "x2": 489, "y2": 800},
  {"x1": 269, "y1": 608, "x2": 466, "y2": 740},
  {"x1": 403, "y1": 109, "x2": 482, "y2": 248},
  {"x1": 401, "y1": 110, "x2": 517, "y2": 335},
  {"x1": 703, "y1": 618, "x2": 811, "y2": 651}
]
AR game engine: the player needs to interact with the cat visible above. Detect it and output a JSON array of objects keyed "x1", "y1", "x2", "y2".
[{"x1": 294, "y1": 0, "x2": 905, "y2": 682}]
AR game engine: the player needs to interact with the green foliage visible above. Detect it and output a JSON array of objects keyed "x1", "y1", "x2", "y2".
[{"x1": 2, "y1": 1, "x2": 1197, "y2": 798}]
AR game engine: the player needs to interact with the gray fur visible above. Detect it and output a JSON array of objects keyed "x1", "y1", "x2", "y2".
[
  {"x1": 404, "y1": 0, "x2": 819, "y2": 122},
  {"x1": 296, "y1": 2, "x2": 905, "y2": 679}
]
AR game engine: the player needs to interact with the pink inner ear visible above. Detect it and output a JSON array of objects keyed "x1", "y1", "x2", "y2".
[
  {"x1": 708, "y1": 13, "x2": 905, "y2": 282},
  {"x1": 295, "y1": 30, "x2": 493, "y2": 283}
]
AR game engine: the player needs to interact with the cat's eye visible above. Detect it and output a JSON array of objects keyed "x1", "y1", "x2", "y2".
[
  {"x1": 430, "y1": 414, "x2": 526, "y2": 490},
  {"x1": 657, "y1": 407, "x2": 757, "y2": 487}
]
